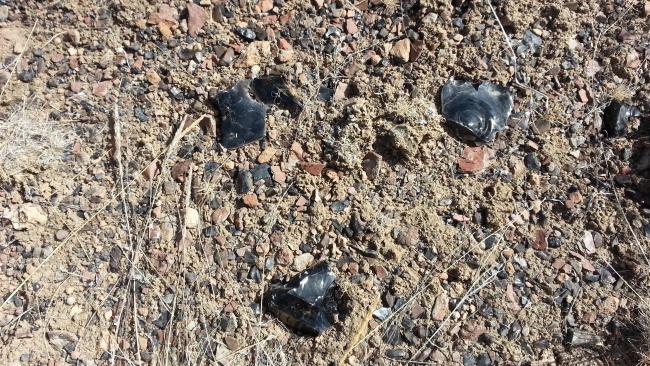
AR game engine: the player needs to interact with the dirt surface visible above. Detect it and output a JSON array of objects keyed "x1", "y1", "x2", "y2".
[{"x1": 1, "y1": 0, "x2": 650, "y2": 365}]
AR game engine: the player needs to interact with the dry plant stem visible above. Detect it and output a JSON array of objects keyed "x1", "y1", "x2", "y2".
[
  {"x1": 0, "y1": 114, "x2": 211, "y2": 311},
  {"x1": 0, "y1": 21, "x2": 37, "y2": 102}
]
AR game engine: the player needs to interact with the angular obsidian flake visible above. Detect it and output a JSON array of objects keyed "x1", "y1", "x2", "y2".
[
  {"x1": 264, "y1": 262, "x2": 347, "y2": 336},
  {"x1": 214, "y1": 80, "x2": 268, "y2": 149},
  {"x1": 602, "y1": 101, "x2": 640, "y2": 137},
  {"x1": 212, "y1": 76, "x2": 302, "y2": 149},
  {"x1": 251, "y1": 75, "x2": 303, "y2": 117},
  {"x1": 441, "y1": 80, "x2": 514, "y2": 143}
]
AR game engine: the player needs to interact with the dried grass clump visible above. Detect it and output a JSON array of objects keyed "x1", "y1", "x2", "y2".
[{"x1": 0, "y1": 103, "x2": 76, "y2": 177}]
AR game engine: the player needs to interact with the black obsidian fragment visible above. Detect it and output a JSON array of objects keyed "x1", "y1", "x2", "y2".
[
  {"x1": 602, "y1": 101, "x2": 640, "y2": 137},
  {"x1": 251, "y1": 75, "x2": 303, "y2": 117},
  {"x1": 212, "y1": 77, "x2": 302, "y2": 149},
  {"x1": 214, "y1": 81, "x2": 268, "y2": 149},
  {"x1": 264, "y1": 262, "x2": 347, "y2": 336},
  {"x1": 441, "y1": 80, "x2": 514, "y2": 143}
]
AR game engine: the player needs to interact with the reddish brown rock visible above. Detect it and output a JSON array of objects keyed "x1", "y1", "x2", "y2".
[
  {"x1": 92, "y1": 81, "x2": 112, "y2": 97},
  {"x1": 186, "y1": 2, "x2": 208, "y2": 37},
  {"x1": 242, "y1": 194, "x2": 259, "y2": 208},
  {"x1": 258, "y1": 0, "x2": 273, "y2": 12},
  {"x1": 457, "y1": 146, "x2": 487, "y2": 173},
  {"x1": 396, "y1": 226, "x2": 419, "y2": 246},
  {"x1": 270, "y1": 166, "x2": 286, "y2": 184},
  {"x1": 275, "y1": 247, "x2": 294, "y2": 266},
  {"x1": 278, "y1": 38, "x2": 292, "y2": 50},
  {"x1": 432, "y1": 293, "x2": 449, "y2": 321},
  {"x1": 148, "y1": 4, "x2": 179, "y2": 28},
  {"x1": 390, "y1": 38, "x2": 411, "y2": 63},
  {"x1": 70, "y1": 81, "x2": 82, "y2": 93},
  {"x1": 532, "y1": 229, "x2": 547, "y2": 251},
  {"x1": 600, "y1": 296, "x2": 619, "y2": 315},
  {"x1": 224, "y1": 336, "x2": 239, "y2": 350},
  {"x1": 211, "y1": 208, "x2": 230, "y2": 224},
  {"x1": 171, "y1": 160, "x2": 191, "y2": 182},
  {"x1": 345, "y1": 19, "x2": 358, "y2": 34},
  {"x1": 299, "y1": 162, "x2": 326, "y2": 176},
  {"x1": 372, "y1": 265, "x2": 388, "y2": 280}
]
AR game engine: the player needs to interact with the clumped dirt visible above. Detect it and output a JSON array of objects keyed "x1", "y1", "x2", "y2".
[{"x1": 1, "y1": 0, "x2": 650, "y2": 365}]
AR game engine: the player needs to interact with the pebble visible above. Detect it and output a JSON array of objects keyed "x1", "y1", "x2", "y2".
[
  {"x1": 145, "y1": 69, "x2": 161, "y2": 85},
  {"x1": 55, "y1": 229, "x2": 69, "y2": 241},
  {"x1": 237, "y1": 170, "x2": 254, "y2": 193},
  {"x1": 293, "y1": 253, "x2": 314, "y2": 272},
  {"x1": 386, "y1": 349, "x2": 408, "y2": 359},
  {"x1": 270, "y1": 166, "x2": 286, "y2": 183},
  {"x1": 390, "y1": 38, "x2": 411, "y2": 63},
  {"x1": 300, "y1": 162, "x2": 326, "y2": 176},
  {"x1": 0, "y1": 5, "x2": 8, "y2": 22},
  {"x1": 463, "y1": 354, "x2": 477, "y2": 366},
  {"x1": 220, "y1": 313, "x2": 238, "y2": 332},
  {"x1": 257, "y1": 147, "x2": 276, "y2": 163},
  {"x1": 362, "y1": 152, "x2": 382, "y2": 180},
  {"x1": 184, "y1": 208, "x2": 200, "y2": 228},
  {"x1": 70, "y1": 81, "x2": 82, "y2": 93},
  {"x1": 523, "y1": 153, "x2": 541, "y2": 171},
  {"x1": 224, "y1": 336, "x2": 239, "y2": 350},
  {"x1": 242, "y1": 194, "x2": 260, "y2": 208},
  {"x1": 432, "y1": 293, "x2": 448, "y2": 321},
  {"x1": 601, "y1": 295, "x2": 619, "y2": 314},
  {"x1": 458, "y1": 146, "x2": 487, "y2": 173},
  {"x1": 186, "y1": 2, "x2": 208, "y2": 37},
  {"x1": 211, "y1": 208, "x2": 230, "y2": 224},
  {"x1": 46, "y1": 331, "x2": 78, "y2": 351},
  {"x1": 92, "y1": 81, "x2": 112, "y2": 97},
  {"x1": 476, "y1": 353, "x2": 492, "y2": 366},
  {"x1": 18, "y1": 70, "x2": 35, "y2": 82},
  {"x1": 235, "y1": 27, "x2": 257, "y2": 41},
  {"x1": 275, "y1": 247, "x2": 294, "y2": 266}
]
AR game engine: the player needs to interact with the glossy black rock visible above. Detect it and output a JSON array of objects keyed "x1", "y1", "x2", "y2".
[
  {"x1": 264, "y1": 262, "x2": 346, "y2": 336},
  {"x1": 251, "y1": 75, "x2": 303, "y2": 117},
  {"x1": 214, "y1": 81, "x2": 268, "y2": 149},
  {"x1": 602, "y1": 101, "x2": 640, "y2": 137},
  {"x1": 441, "y1": 80, "x2": 514, "y2": 143}
]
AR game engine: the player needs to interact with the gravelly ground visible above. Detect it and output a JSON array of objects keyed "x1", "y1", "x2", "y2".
[{"x1": 1, "y1": 0, "x2": 650, "y2": 365}]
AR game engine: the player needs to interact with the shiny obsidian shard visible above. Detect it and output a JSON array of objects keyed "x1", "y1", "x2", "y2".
[
  {"x1": 602, "y1": 101, "x2": 640, "y2": 137},
  {"x1": 264, "y1": 262, "x2": 346, "y2": 336},
  {"x1": 214, "y1": 80, "x2": 268, "y2": 149},
  {"x1": 441, "y1": 80, "x2": 514, "y2": 143}
]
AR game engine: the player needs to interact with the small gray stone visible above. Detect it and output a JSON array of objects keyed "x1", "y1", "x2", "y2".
[
  {"x1": 237, "y1": 170, "x2": 254, "y2": 194},
  {"x1": 0, "y1": 6, "x2": 9, "y2": 22},
  {"x1": 385, "y1": 349, "x2": 408, "y2": 359},
  {"x1": 220, "y1": 313, "x2": 238, "y2": 332},
  {"x1": 55, "y1": 229, "x2": 69, "y2": 241}
]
